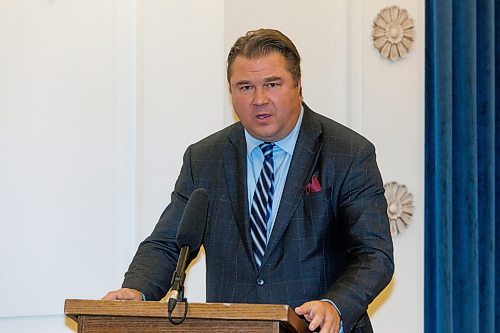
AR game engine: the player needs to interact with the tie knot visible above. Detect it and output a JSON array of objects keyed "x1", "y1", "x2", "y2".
[{"x1": 259, "y1": 142, "x2": 274, "y2": 160}]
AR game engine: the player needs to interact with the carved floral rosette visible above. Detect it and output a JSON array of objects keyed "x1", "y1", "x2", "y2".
[
  {"x1": 384, "y1": 181, "x2": 415, "y2": 236},
  {"x1": 372, "y1": 6, "x2": 415, "y2": 61}
]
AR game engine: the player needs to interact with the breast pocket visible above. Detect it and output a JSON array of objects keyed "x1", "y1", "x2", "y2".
[
  {"x1": 303, "y1": 187, "x2": 333, "y2": 224},
  {"x1": 304, "y1": 188, "x2": 333, "y2": 237}
]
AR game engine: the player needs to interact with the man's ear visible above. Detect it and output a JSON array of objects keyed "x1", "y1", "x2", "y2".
[{"x1": 296, "y1": 77, "x2": 302, "y2": 96}]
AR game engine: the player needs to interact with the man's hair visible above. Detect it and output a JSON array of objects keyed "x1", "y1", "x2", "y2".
[{"x1": 226, "y1": 29, "x2": 301, "y2": 84}]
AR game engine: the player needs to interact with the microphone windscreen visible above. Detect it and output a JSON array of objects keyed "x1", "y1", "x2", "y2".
[{"x1": 176, "y1": 188, "x2": 209, "y2": 251}]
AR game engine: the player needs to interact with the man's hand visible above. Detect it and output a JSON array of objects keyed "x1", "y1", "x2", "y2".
[
  {"x1": 101, "y1": 288, "x2": 143, "y2": 301},
  {"x1": 295, "y1": 300, "x2": 341, "y2": 333}
]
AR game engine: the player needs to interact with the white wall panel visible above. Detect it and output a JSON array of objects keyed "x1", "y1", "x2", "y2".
[
  {"x1": 0, "y1": 0, "x2": 135, "y2": 319},
  {"x1": 137, "y1": 0, "x2": 225, "y2": 240},
  {"x1": 361, "y1": 2, "x2": 424, "y2": 332}
]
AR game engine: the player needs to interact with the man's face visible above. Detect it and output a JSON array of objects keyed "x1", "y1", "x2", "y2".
[{"x1": 229, "y1": 52, "x2": 302, "y2": 142}]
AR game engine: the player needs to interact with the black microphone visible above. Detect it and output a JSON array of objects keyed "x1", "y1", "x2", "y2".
[{"x1": 168, "y1": 188, "x2": 208, "y2": 317}]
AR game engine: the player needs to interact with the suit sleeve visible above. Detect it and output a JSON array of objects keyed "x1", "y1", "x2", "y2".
[
  {"x1": 325, "y1": 140, "x2": 394, "y2": 332},
  {"x1": 121, "y1": 146, "x2": 197, "y2": 301}
]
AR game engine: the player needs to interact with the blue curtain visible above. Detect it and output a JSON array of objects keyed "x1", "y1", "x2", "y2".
[{"x1": 425, "y1": 0, "x2": 498, "y2": 332}]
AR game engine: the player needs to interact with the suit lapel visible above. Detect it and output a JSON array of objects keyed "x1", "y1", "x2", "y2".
[
  {"x1": 262, "y1": 107, "x2": 323, "y2": 267},
  {"x1": 223, "y1": 124, "x2": 256, "y2": 271}
]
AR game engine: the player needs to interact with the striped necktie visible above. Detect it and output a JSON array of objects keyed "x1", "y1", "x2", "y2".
[{"x1": 250, "y1": 142, "x2": 274, "y2": 268}]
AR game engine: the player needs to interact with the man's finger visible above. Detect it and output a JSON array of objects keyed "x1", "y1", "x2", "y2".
[
  {"x1": 318, "y1": 315, "x2": 334, "y2": 333},
  {"x1": 101, "y1": 288, "x2": 141, "y2": 301},
  {"x1": 307, "y1": 309, "x2": 325, "y2": 332},
  {"x1": 294, "y1": 301, "x2": 313, "y2": 316},
  {"x1": 101, "y1": 291, "x2": 119, "y2": 301}
]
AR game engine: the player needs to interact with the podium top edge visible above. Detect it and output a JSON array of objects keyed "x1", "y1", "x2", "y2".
[{"x1": 64, "y1": 299, "x2": 292, "y2": 320}]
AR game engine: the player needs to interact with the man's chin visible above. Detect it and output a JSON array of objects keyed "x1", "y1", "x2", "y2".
[{"x1": 248, "y1": 130, "x2": 277, "y2": 142}]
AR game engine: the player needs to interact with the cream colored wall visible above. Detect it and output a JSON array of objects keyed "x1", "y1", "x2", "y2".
[
  {"x1": 0, "y1": 1, "x2": 423, "y2": 332},
  {"x1": 0, "y1": 0, "x2": 136, "y2": 320},
  {"x1": 361, "y1": 1, "x2": 424, "y2": 332}
]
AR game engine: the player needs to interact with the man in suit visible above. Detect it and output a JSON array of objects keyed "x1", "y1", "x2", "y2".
[{"x1": 103, "y1": 29, "x2": 394, "y2": 333}]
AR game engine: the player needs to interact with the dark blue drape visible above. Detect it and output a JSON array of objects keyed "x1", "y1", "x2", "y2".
[{"x1": 425, "y1": 0, "x2": 498, "y2": 332}]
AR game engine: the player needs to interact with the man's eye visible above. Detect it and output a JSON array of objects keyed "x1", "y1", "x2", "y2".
[
  {"x1": 266, "y1": 82, "x2": 280, "y2": 88},
  {"x1": 240, "y1": 85, "x2": 253, "y2": 91}
]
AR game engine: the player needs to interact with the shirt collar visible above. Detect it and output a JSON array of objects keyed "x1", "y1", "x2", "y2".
[{"x1": 245, "y1": 105, "x2": 304, "y2": 156}]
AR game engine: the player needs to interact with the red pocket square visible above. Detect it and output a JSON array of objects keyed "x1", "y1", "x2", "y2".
[{"x1": 305, "y1": 175, "x2": 322, "y2": 194}]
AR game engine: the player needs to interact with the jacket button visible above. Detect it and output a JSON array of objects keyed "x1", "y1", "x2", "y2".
[{"x1": 256, "y1": 278, "x2": 264, "y2": 286}]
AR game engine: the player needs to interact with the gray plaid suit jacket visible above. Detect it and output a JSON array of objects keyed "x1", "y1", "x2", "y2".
[{"x1": 123, "y1": 104, "x2": 394, "y2": 333}]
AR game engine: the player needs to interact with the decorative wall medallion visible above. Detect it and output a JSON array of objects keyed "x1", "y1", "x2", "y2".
[
  {"x1": 384, "y1": 181, "x2": 414, "y2": 236},
  {"x1": 372, "y1": 6, "x2": 415, "y2": 61}
]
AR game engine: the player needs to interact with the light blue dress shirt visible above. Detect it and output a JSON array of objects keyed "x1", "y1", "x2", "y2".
[{"x1": 244, "y1": 109, "x2": 304, "y2": 240}]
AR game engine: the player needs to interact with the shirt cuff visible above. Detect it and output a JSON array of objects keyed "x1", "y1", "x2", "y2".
[
  {"x1": 320, "y1": 299, "x2": 344, "y2": 333},
  {"x1": 140, "y1": 292, "x2": 146, "y2": 301}
]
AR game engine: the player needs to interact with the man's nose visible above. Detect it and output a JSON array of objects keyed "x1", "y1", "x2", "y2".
[{"x1": 252, "y1": 87, "x2": 268, "y2": 106}]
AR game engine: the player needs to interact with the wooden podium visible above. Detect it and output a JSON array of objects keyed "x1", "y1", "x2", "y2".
[{"x1": 64, "y1": 299, "x2": 309, "y2": 333}]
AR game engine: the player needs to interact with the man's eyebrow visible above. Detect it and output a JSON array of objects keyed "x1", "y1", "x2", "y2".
[
  {"x1": 234, "y1": 76, "x2": 283, "y2": 86},
  {"x1": 235, "y1": 80, "x2": 252, "y2": 86},
  {"x1": 263, "y1": 76, "x2": 283, "y2": 82}
]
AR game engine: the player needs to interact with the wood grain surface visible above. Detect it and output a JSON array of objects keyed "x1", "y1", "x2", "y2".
[{"x1": 65, "y1": 299, "x2": 309, "y2": 333}]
